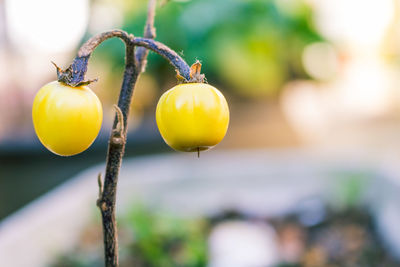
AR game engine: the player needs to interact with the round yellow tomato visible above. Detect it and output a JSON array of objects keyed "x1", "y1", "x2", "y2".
[
  {"x1": 32, "y1": 81, "x2": 103, "y2": 156},
  {"x1": 156, "y1": 83, "x2": 229, "y2": 152}
]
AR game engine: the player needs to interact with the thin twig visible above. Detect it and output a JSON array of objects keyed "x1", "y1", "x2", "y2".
[
  {"x1": 77, "y1": 30, "x2": 134, "y2": 58},
  {"x1": 133, "y1": 37, "x2": 191, "y2": 79},
  {"x1": 97, "y1": 42, "x2": 136, "y2": 267},
  {"x1": 97, "y1": 173, "x2": 103, "y2": 199},
  {"x1": 63, "y1": 29, "x2": 190, "y2": 87},
  {"x1": 136, "y1": 0, "x2": 157, "y2": 73},
  {"x1": 95, "y1": 1, "x2": 158, "y2": 267},
  {"x1": 59, "y1": 1, "x2": 191, "y2": 266}
]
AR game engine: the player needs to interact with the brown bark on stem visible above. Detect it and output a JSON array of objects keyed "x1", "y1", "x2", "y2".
[
  {"x1": 95, "y1": 1, "x2": 153, "y2": 266},
  {"x1": 96, "y1": 3, "x2": 155, "y2": 266},
  {"x1": 58, "y1": 30, "x2": 191, "y2": 87},
  {"x1": 97, "y1": 41, "x2": 137, "y2": 266}
]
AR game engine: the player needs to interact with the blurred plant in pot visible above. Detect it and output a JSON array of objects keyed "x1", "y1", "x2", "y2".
[{"x1": 51, "y1": 203, "x2": 400, "y2": 267}]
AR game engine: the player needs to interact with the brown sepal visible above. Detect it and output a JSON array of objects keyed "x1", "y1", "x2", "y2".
[
  {"x1": 188, "y1": 60, "x2": 205, "y2": 83},
  {"x1": 52, "y1": 61, "x2": 97, "y2": 87}
]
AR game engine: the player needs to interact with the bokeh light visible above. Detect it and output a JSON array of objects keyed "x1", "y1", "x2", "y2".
[{"x1": 5, "y1": 0, "x2": 89, "y2": 53}]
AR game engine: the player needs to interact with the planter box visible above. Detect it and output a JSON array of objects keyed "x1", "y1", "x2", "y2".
[{"x1": 1, "y1": 150, "x2": 399, "y2": 266}]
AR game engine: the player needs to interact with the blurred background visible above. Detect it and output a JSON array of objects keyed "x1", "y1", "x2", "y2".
[{"x1": 2, "y1": 0, "x2": 400, "y2": 266}]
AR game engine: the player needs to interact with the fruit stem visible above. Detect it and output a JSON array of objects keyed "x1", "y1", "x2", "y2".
[
  {"x1": 94, "y1": 1, "x2": 157, "y2": 266},
  {"x1": 56, "y1": 30, "x2": 192, "y2": 87}
]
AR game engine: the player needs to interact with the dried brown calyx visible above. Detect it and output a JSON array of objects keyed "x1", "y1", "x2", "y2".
[
  {"x1": 176, "y1": 60, "x2": 206, "y2": 83},
  {"x1": 52, "y1": 61, "x2": 97, "y2": 87}
]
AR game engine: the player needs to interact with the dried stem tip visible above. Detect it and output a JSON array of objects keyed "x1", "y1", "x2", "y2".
[
  {"x1": 52, "y1": 61, "x2": 97, "y2": 87},
  {"x1": 188, "y1": 61, "x2": 205, "y2": 83}
]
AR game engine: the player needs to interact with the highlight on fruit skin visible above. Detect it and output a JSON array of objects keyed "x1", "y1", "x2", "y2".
[
  {"x1": 156, "y1": 82, "x2": 229, "y2": 152},
  {"x1": 32, "y1": 81, "x2": 103, "y2": 156}
]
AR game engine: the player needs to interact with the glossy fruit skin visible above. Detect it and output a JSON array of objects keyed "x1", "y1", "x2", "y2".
[
  {"x1": 32, "y1": 81, "x2": 103, "y2": 156},
  {"x1": 156, "y1": 83, "x2": 229, "y2": 152}
]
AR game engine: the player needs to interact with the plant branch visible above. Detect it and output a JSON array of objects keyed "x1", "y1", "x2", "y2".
[
  {"x1": 56, "y1": 1, "x2": 193, "y2": 266},
  {"x1": 95, "y1": 1, "x2": 158, "y2": 267},
  {"x1": 96, "y1": 40, "x2": 136, "y2": 267},
  {"x1": 136, "y1": 0, "x2": 157, "y2": 72},
  {"x1": 133, "y1": 37, "x2": 191, "y2": 79},
  {"x1": 58, "y1": 28, "x2": 190, "y2": 87}
]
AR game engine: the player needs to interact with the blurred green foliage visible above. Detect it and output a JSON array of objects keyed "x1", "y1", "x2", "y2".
[
  {"x1": 333, "y1": 171, "x2": 372, "y2": 208},
  {"x1": 51, "y1": 206, "x2": 208, "y2": 267},
  {"x1": 96, "y1": 0, "x2": 323, "y2": 98},
  {"x1": 123, "y1": 206, "x2": 208, "y2": 266}
]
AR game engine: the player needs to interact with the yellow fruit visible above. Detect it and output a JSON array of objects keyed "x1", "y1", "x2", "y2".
[
  {"x1": 156, "y1": 83, "x2": 229, "y2": 152},
  {"x1": 32, "y1": 81, "x2": 103, "y2": 156}
]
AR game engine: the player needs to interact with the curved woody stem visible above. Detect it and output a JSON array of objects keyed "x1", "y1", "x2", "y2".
[
  {"x1": 136, "y1": 0, "x2": 157, "y2": 72},
  {"x1": 58, "y1": 31, "x2": 191, "y2": 87},
  {"x1": 96, "y1": 39, "x2": 136, "y2": 267},
  {"x1": 53, "y1": 0, "x2": 194, "y2": 266}
]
